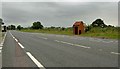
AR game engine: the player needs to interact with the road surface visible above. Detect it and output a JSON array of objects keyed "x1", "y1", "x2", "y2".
[{"x1": 1, "y1": 30, "x2": 119, "y2": 69}]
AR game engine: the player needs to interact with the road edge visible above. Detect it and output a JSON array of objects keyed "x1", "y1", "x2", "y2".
[{"x1": 0, "y1": 32, "x2": 7, "y2": 69}]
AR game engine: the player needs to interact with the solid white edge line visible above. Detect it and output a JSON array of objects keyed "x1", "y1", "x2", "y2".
[
  {"x1": 18, "y1": 43, "x2": 24, "y2": 49},
  {"x1": 9, "y1": 31, "x2": 13, "y2": 37},
  {"x1": 26, "y1": 52, "x2": 45, "y2": 69}
]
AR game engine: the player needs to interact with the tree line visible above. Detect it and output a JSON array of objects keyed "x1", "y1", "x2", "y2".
[{"x1": 5, "y1": 18, "x2": 119, "y2": 31}]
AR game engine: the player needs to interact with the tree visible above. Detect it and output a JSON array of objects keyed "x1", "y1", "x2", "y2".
[
  {"x1": 0, "y1": 18, "x2": 4, "y2": 25},
  {"x1": 50, "y1": 26, "x2": 55, "y2": 29},
  {"x1": 91, "y1": 19, "x2": 107, "y2": 28},
  {"x1": 17, "y1": 25, "x2": 22, "y2": 30},
  {"x1": 61, "y1": 27, "x2": 65, "y2": 31},
  {"x1": 32, "y1": 21, "x2": 43, "y2": 29},
  {"x1": 85, "y1": 25, "x2": 92, "y2": 32},
  {"x1": 7, "y1": 25, "x2": 16, "y2": 30},
  {"x1": 107, "y1": 25, "x2": 114, "y2": 27}
]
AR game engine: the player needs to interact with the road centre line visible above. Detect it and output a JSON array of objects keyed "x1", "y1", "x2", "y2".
[
  {"x1": 54, "y1": 40, "x2": 90, "y2": 49},
  {"x1": 54, "y1": 40, "x2": 60, "y2": 42},
  {"x1": 74, "y1": 44, "x2": 91, "y2": 48},
  {"x1": 111, "y1": 52, "x2": 120, "y2": 55},
  {"x1": 42, "y1": 37, "x2": 48, "y2": 40},
  {"x1": 18, "y1": 42, "x2": 24, "y2": 49},
  {"x1": 60, "y1": 41, "x2": 74, "y2": 45},
  {"x1": 26, "y1": 52, "x2": 45, "y2": 69}
]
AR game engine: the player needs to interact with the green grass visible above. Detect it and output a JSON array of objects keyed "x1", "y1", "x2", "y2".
[
  {"x1": 21, "y1": 29, "x2": 73, "y2": 35},
  {"x1": 80, "y1": 27, "x2": 119, "y2": 39},
  {"x1": 20, "y1": 27, "x2": 119, "y2": 39}
]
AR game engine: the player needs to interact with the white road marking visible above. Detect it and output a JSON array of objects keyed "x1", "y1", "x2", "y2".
[
  {"x1": 0, "y1": 31, "x2": 7, "y2": 68},
  {"x1": 0, "y1": 47, "x2": 2, "y2": 50},
  {"x1": 54, "y1": 40, "x2": 60, "y2": 42},
  {"x1": 74, "y1": 44, "x2": 91, "y2": 48},
  {"x1": 9, "y1": 32, "x2": 24, "y2": 49},
  {"x1": 55, "y1": 40, "x2": 90, "y2": 49},
  {"x1": 111, "y1": 52, "x2": 120, "y2": 55},
  {"x1": 13, "y1": 37, "x2": 15, "y2": 39},
  {"x1": 42, "y1": 38, "x2": 48, "y2": 40},
  {"x1": 15, "y1": 38, "x2": 18, "y2": 42},
  {"x1": 9, "y1": 31, "x2": 14, "y2": 37},
  {"x1": 60, "y1": 41, "x2": 74, "y2": 45},
  {"x1": 9, "y1": 31, "x2": 18, "y2": 42},
  {"x1": 2, "y1": 32, "x2": 7, "y2": 44},
  {"x1": 26, "y1": 52, "x2": 45, "y2": 69},
  {"x1": 18, "y1": 42, "x2": 24, "y2": 49},
  {"x1": 0, "y1": 44, "x2": 3, "y2": 47}
]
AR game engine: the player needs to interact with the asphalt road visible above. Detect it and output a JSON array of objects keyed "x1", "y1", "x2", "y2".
[{"x1": 1, "y1": 30, "x2": 119, "y2": 68}]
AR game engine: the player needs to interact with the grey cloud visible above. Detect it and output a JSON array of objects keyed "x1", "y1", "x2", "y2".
[{"x1": 2, "y1": 2, "x2": 118, "y2": 27}]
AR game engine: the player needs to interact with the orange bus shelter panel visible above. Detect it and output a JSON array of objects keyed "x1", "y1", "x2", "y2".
[{"x1": 73, "y1": 21, "x2": 85, "y2": 35}]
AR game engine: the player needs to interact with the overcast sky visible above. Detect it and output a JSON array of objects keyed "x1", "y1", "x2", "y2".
[{"x1": 1, "y1": 1, "x2": 118, "y2": 27}]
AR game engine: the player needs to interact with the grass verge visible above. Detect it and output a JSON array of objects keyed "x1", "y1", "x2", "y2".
[{"x1": 20, "y1": 27, "x2": 119, "y2": 39}]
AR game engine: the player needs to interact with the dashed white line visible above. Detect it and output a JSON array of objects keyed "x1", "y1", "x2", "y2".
[
  {"x1": 61, "y1": 41, "x2": 74, "y2": 45},
  {"x1": 54, "y1": 40, "x2": 60, "y2": 42},
  {"x1": 9, "y1": 32, "x2": 24, "y2": 49},
  {"x1": 15, "y1": 38, "x2": 18, "y2": 42},
  {"x1": 9, "y1": 31, "x2": 14, "y2": 37},
  {"x1": 54, "y1": 40, "x2": 90, "y2": 49},
  {"x1": 0, "y1": 50, "x2": 1, "y2": 53},
  {"x1": 42, "y1": 38, "x2": 48, "y2": 40},
  {"x1": 111, "y1": 52, "x2": 120, "y2": 55},
  {"x1": 18, "y1": 42, "x2": 24, "y2": 49},
  {"x1": 10, "y1": 31, "x2": 46, "y2": 68},
  {"x1": 0, "y1": 47, "x2": 2, "y2": 50},
  {"x1": 74, "y1": 44, "x2": 91, "y2": 48},
  {"x1": 13, "y1": 37, "x2": 15, "y2": 39},
  {"x1": 26, "y1": 52, "x2": 45, "y2": 69}
]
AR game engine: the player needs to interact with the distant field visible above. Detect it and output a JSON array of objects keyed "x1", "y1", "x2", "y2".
[{"x1": 20, "y1": 27, "x2": 119, "y2": 39}]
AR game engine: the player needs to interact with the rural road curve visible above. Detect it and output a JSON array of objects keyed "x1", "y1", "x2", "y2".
[{"x1": 1, "y1": 30, "x2": 119, "y2": 69}]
